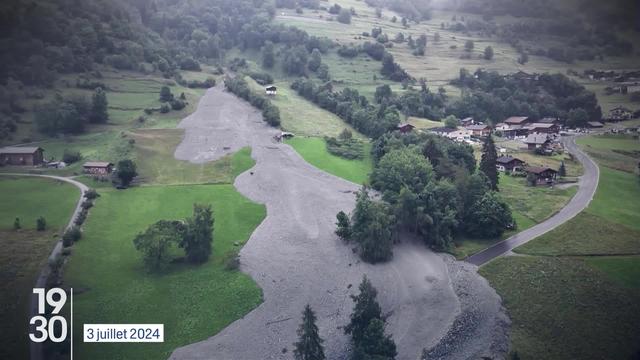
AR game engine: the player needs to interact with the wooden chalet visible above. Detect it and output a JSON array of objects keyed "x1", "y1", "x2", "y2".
[
  {"x1": 397, "y1": 123, "x2": 415, "y2": 133},
  {"x1": 496, "y1": 156, "x2": 525, "y2": 173},
  {"x1": 504, "y1": 116, "x2": 531, "y2": 126},
  {"x1": 83, "y1": 161, "x2": 114, "y2": 175},
  {"x1": 0, "y1": 146, "x2": 44, "y2": 166},
  {"x1": 526, "y1": 166, "x2": 557, "y2": 185}
]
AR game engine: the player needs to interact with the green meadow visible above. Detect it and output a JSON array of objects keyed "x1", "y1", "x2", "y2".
[
  {"x1": 483, "y1": 134, "x2": 640, "y2": 359},
  {"x1": 285, "y1": 136, "x2": 373, "y2": 184},
  {"x1": 65, "y1": 184, "x2": 266, "y2": 360},
  {"x1": 0, "y1": 176, "x2": 79, "y2": 360}
]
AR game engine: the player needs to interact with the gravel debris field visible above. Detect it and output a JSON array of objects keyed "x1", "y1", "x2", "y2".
[{"x1": 170, "y1": 86, "x2": 509, "y2": 360}]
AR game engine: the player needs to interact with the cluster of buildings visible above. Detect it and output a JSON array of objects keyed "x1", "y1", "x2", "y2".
[
  {"x1": 496, "y1": 155, "x2": 558, "y2": 186},
  {"x1": 0, "y1": 146, "x2": 113, "y2": 175}
]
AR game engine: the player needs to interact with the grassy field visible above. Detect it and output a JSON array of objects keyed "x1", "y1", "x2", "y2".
[
  {"x1": 65, "y1": 184, "x2": 266, "y2": 360},
  {"x1": 577, "y1": 134, "x2": 640, "y2": 173},
  {"x1": 285, "y1": 136, "x2": 373, "y2": 184},
  {"x1": 481, "y1": 256, "x2": 640, "y2": 360},
  {"x1": 451, "y1": 172, "x2": 577, "y2": 259},
  {"x1": 482, "y1": 134, "x2": 640, "y2": 359},
  {"x1": 0, "y1": 177, "x2": 79, "y2": 360},
  {"x1": 244, "y1": 76, "x2": 365, "y2": 139},
  {"x1": 131, "y1": 129, "x2": 255, "y2": 185}
]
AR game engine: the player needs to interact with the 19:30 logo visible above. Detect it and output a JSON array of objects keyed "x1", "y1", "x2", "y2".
[{"x1": 29, "y1": 288, "x2": 68, "y2": 343}]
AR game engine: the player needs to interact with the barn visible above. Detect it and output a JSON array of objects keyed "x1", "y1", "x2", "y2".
[
  {"x1": 83, "y1": 162, "x2": 114, "y2": 175},
  {"x1": 0, "y1": 146, "x2": 44, "y2": 166}
]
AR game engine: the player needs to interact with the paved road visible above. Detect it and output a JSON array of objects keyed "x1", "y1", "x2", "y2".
[
  {"x1": 0, "y1": 173, "x2": 88, "y2": 360},
  {"x1": 465, "y1": 136, "x2": 600, "y2": 266},
  {"x1": 170, "y1": 86, "x2": 509, "y2": 360}
]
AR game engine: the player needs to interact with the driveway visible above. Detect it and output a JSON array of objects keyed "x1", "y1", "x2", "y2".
[
  {"x1": 465, "y1": 136, "x2": 600, "y2": 266},
  {"x1": 170, "y1": 86, "x2": 509, "y2": 360}
]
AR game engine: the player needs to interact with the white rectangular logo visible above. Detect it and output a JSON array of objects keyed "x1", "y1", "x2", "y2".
[{"x1": 83, "y1": 324, "x2": 164, "y2": 343}]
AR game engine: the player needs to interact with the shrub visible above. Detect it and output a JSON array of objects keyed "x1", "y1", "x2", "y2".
[
  {"x1": 160, "y1": 104, "x2": 170, "y2": 113},
  {"x1": 13, "y1": 217, "x2": 20, "y2": 230},
  {"x1": 84, "y1": 189, "x2": 100, "y2": 200},
  {"x1": 81, "y1": 200, "x2": 93, "y2": 210},
  {"x1": 36, "y1": 216, "x2": 46, "y2": 231},
  {"x1": 223, "y1": 250, "x2": 241, "y2": 271},
  {"x1": 63, "y1": 226, "x2": 82, "y2": 246},
  {"x1": 62, "y1": 150, "x2": 82, "y2": 164},
  {"x1": 170, "y1": 99, "x2": 186, "y2": 110},
  {"x1": 75, "y1": 209, "x2": 88, "y2": 225}
]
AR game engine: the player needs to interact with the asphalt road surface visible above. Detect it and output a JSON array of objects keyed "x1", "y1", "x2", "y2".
[
  {"x1": 169, "y1": 86, "x2": 509, "y2": 360},
  {"x1": 465, "y1": 136, "x2": 600, "y2": 266}
]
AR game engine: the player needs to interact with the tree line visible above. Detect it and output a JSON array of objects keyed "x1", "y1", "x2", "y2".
[
  {"x1": 291, "y1": 78, "x2": 400, "y2": 138},
  {"x1": 449, "y1": 68, "x2": 602, "y2": 126},
  {"x1": 224, "y1": 76, "x2": 281, "y2": 127}
]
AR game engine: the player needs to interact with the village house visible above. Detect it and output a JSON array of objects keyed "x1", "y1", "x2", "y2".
[
  {"x1": 523, "y1": 133, "x2": 551, "y2": 150},
  {"x1": 265, "y1": 85, "x2": 277, "y2": 95},
  {"x1": 495, "y1": 123, "x2": 527, "y2": 138},
  {"x1": 504, "y1": 116, "x2": 531, "y2": 126},
  {"x1": 83, "y1": 161, "x2": 114, "y2": 175},
  {"x1": 0, "y1": 146, "x2": 44, "y2": 166},
  {"x1": 496, "y1": 156, "x2": 525, "y2": 173},
  {"x1": 465, "y1": 124, "x2": 491, "y2": 137},
  {"x1": 445, "y1": 129, "x2": 473, "y2": 143},
  {"x1": 525, "y1": 123, "x2": 560, "y2": 134},
  {"x1": 538, "y1": 117, "x2": 562, "y2": 126},
  {"x1": 397, "y1": 123, "x2": 415, "y2": 134},
  {"x1": 429, "y1": 127, "x2": 456, "y2": 137},
  {"x1": 460, "y1": 117, "x2": 475, "y2": 127},
  {"x1": 587, "y1": 121, "x2": 604, "y2": 129},
  {"x1": 526, "y1": 166, "x2": 558, "y2": 185},
  {"x1": 607, "y1": 106, "x2": 633, "y2": 121}
]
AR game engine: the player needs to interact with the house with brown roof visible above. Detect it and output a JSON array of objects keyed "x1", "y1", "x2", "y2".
[
  {"x1": 526, "y1": 166, "x2": 557, "y2": 185},
  {"x1": 504, "y1": 116, "x2": 531, "y2": 126},
  {"x1": 460, "y1": 117, "x2": 475, "y2": 126},
  {"x1": 496, "y1": 156, "x2": 525, "y2": 173},
  {"x1": 397, "y1": 123, "x2": 415, "y2": 133},
  {"x1": 538, "y1": 117, "x2": 561, "y2": 126},
  {"x1": 525, "y1": 123, "x2": 560, "y2": 134},
  {"x1": 466, "y1": 124, "x2": 491, "y2": 137},
  {"x1": 83, "y1": 162, "x2": 114, "y2": 175},
  {"x1": 0, "y1": 146, "x2": 44, "y2": 166}
]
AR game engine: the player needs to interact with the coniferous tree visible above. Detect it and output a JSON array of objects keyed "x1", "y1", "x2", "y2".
[
  {"x1": 345, "y1": 276, "x2": 382, "y2": 343},
  {"x1": 558, "y1": 161, "x2": 566, "y2": 177},
  {"x1": 293, "y1": 304, "x2": 325, "y2": 360},
  {"x1": 90, "y1": 87, "x2": 109, "y2": 124},
  {"x1": 479, "y1": 134, "x2": 499, "y2": 190},
  {"x1": 335, "y1": 211, "x2": 351, "y2": 240}
]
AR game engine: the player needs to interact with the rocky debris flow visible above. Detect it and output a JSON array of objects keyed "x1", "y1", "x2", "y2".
[
  {"x1": 424, "y1": 257, "x2": 510, "y2": 360},
  {"x1": 169, "y1": 86, "x2": 510, "y2": 360}
]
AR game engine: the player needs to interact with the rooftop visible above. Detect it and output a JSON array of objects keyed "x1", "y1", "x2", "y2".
[
  {"x1": 526, "y1": 166, "x2": 557, "y2": 174},
  {"x1": 504, "y1": 116, "x2": 529, "y2": 124},
  {"x1": 524, "y1": 133, "x2": 550, "y2": 144},
  {"x1": 83, "y1": 161, "x2": 113, "y2": 168},
  {"x1": 496, "y1": 156, "x2": 523, "y2": 164},
  {"x1": 0, "y1": 146, "x2": 43, "y2": 154}
]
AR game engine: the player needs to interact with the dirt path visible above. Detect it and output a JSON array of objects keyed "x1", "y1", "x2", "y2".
[
  {"x1": 169, "y1": 86, "x2": 509, "y2": 360},
  {"x1": 466, "y1": 136, "x2": 599, "y2": 266}
]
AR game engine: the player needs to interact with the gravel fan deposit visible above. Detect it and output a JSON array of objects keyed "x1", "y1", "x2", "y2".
[{"x1": 170, "y1": 86, "x2": 509, "y2": 360}]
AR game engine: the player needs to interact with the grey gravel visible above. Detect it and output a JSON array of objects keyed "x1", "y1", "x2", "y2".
[{"x1": 169, "y1": 86, "x2": 510, "y2": 360}]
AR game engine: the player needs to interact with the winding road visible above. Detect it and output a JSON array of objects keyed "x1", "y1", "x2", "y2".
[
  {"x1": 466, "y1": 136, "x2": 600, "y2": 266},
  {"x1": 169, "y1": 86, "x2": 509, "y2": 360}
]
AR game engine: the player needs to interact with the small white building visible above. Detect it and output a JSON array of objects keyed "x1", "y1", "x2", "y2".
[{"x1": 265, "y1": 85, "x2": 277, "y2": 95}]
